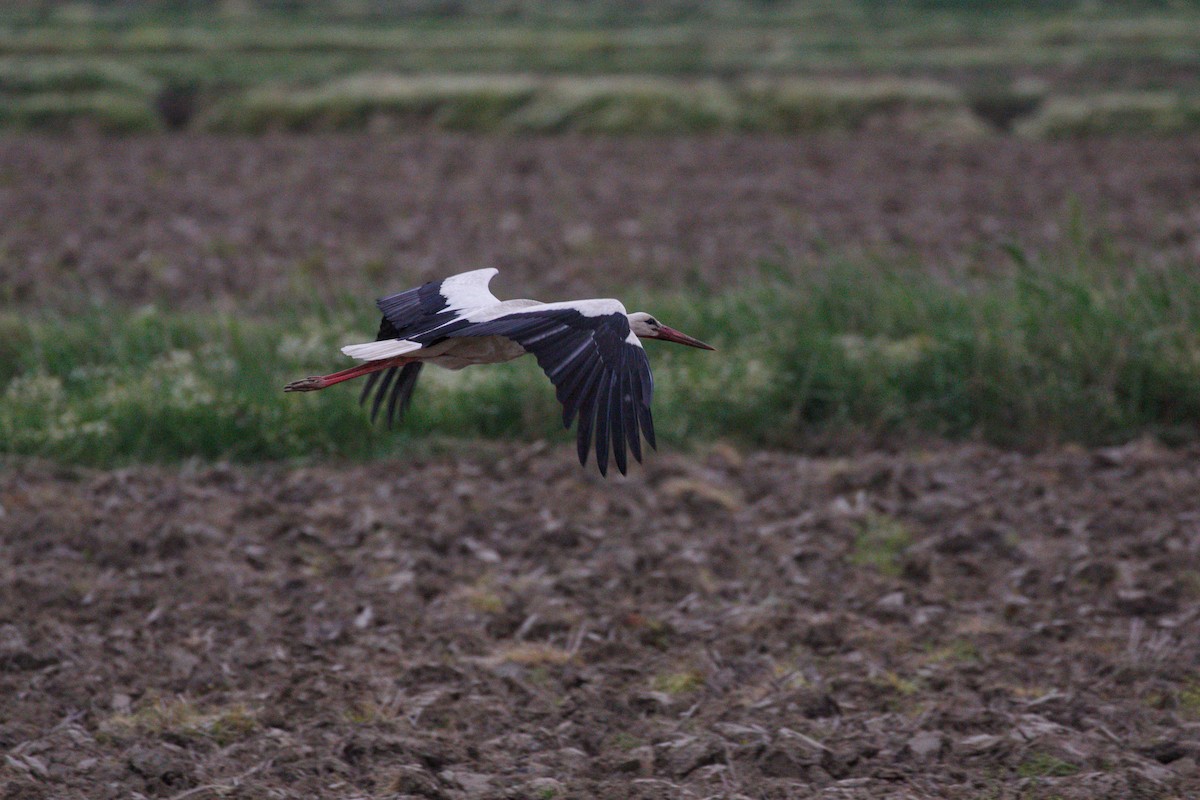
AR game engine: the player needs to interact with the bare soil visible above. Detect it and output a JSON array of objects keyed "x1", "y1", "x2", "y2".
[
  {"x1": 2, "y1": 440, "x2": 1199, "y2": 798},
  {"x1": 3, "y1": 134, "x2": 1200, "y2": 310}
]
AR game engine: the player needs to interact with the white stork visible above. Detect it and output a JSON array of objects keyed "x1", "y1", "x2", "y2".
[{"x1": 284, "y1": 268, "x2": 714, "y2": 476}]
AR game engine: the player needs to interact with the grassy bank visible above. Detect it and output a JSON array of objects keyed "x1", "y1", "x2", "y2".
[
  {"x1": 9, "y1": 67, "x2": 1200, "y2": 135},
  {"x1": 5, "y1": 249, "x2": 1200, "y2": 465},
  {"x1": 201, "y1": 74, "x2": 978, "y2": 135}
]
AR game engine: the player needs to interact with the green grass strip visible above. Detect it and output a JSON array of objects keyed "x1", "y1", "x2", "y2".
[{"x1": 5, "y1": 252, "x2": 1200, "y2": 465}]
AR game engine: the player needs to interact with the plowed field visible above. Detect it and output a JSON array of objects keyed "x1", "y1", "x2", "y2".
[
  {"x1": 3, "y1": 135, "x2": 1199, "y2": 309},
  {"x1": 3, "y1": 442, "x2": 1199, "y2": 798}
]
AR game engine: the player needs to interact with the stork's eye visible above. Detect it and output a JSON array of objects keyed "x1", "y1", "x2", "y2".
[{"x1": 646, "y1": 317, "x2": 659, "y2": 327}]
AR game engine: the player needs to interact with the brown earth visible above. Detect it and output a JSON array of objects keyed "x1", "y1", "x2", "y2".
[
  {"x1": 3, "y1": 134, "x2": 1200, "y2": 310},
  {"x1": 2, "y1": 440, "x2": 1199, "y2": 799}
]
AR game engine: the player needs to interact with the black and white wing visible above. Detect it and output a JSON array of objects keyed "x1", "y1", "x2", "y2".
[
  {"x1": 376, "y1": 268, "x2": 502, "y2": 337},
  {"x1": 358, "y1": 269, "x2": 502, "y2": 427},
  {"x1": 445, "y1": 300, "x2": 655, "y2": 477}
]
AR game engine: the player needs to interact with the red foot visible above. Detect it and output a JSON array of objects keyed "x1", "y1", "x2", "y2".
[{"x1": 283, "y1": 355, "x2": 414, "y2": 393}]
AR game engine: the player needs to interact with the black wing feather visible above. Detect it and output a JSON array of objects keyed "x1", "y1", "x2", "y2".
[
  {"x1": 374, "y1": 271, "x2": 500, "y2": 350},
  {"x1": 609, "y1": 371, "x2": 627, "y2": 476},
  {"x1": 636, "y1": 359, "x2": 656, "y2": 450},
  {"x1": 354, "y1": 270, "x2": 503, "y2": 430},
  {"x1": 359, "y1": 362, "x2": 426, "y2": 428},
  {"x1": 359, "y1": 311, "x2": 426, "y2": 427},
  {"x1": 576, "y1": 397, "x2": 596, "y2": 468},
  {"x1": 369, "y1": 367, "x2": 398, "y2": 423},
  {"x1": 445, "y1": 307, "x2": 655, "y2": 476},
  {"x1": 386, "y1": 363, "x2": 423, "y2": 428},
  {"x1": 359, "y1": 369, "x2": 383, "y2": 408},
  {"x1": 560, "y1": 353, "x2": 604, "y2": 429},
  {"x1": 376, "y1": 278, "x2": 459, "y2": 336},
  {"x1": 623, "y1": 371, "x2": 642, "y2": 464},
  {"x1": 594, "y1": 379, "x2": 611, "y2": 477}
]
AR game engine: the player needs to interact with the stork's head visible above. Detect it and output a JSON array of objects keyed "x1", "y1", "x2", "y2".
[{"x1": 627, "y1": 312, "x2": 715, "y2": 350}]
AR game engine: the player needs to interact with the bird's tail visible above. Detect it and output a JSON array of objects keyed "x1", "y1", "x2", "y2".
[{"x1": 341, "y1": 338, "x2": 423, "y2": 361}]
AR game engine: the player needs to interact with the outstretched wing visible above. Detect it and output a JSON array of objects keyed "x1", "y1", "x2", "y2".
[
  {"x1": 377, "y1": 268, "x2": 502, "y2": 340},
  {"x1": 358, "y1": 268, "x2": 501, "y2": 426},
  {"x1": 446, "y1": 300, "x2": 656, "y2": 477}
]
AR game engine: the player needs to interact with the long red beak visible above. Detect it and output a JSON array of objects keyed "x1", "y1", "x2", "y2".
[{"x1": 654, "y1": 325, "x2": 715, "y2": 350}]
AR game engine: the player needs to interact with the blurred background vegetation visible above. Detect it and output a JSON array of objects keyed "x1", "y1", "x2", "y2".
[{"x1": 1, "y1": 0, "x2": 1200, "y2": 134}]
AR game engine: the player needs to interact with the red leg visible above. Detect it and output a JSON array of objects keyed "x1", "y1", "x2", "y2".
[{"x1": 283, "y1": 356, "x2": 413, "y2": 392}]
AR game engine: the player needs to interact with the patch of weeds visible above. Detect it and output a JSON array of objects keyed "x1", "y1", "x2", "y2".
[
  {"x1": 772, "y1": 661, "x2": 809, "y2": 690},
  {"x1": 208, "y1": 706, "x2": 259, "y2": 745},
  {"x1": 527, "y1": 666, "x2": 552, "y2": 688},
  {"x1": 608, "y1": 731, "x2": 642, "y2": 751},
  {"x1": 850, "y1": 513, "x2": 913, "y2": 577},
  {"x1": 923, "y1": 639, "x2": 981, "y2": 664},
  {"x1": 102, "y1": 696, "x2": 258, "y2": 746},
  {"x1": 1005, "y1": 684, "x2": 1057, "y2": 701},
  {"x1": 464, "y1": 587, "x2": 505, "y2": 615},
  {"x1": 622, "y1": 612, "x2": 673, "y2": 649},
  {"x1": 1017, "y1": 751, "x2": 1079, "y2": 778},
  {"x1": 652, "y1": 669, "x2": 704, "y2": 695},
  {"x1": 492, "y1": 643, "x2": 575, "y2": 666},
  {"x1": 1177, "y1": 679, "x2": 1200, "y2": 718},
  {"x1": 883, "y1": 672, "x2": 920, "y2": 695},
  {"x1": 297, "y1": 542, "x2": 339, "y2": 577},
  {"x1": 344, "y1": 700, "x2": 391, "y2": 725},
  {"x1": 459, "y1": 575, "x2": 508, "y2": 615},
  {"x1": 1179, "y1": 570, "x2": 1200, "y2": 599},
  {"x1": 1018, "y1": 92, "x2": 1200, "y2": 139},
  {"x1": 1143, "y1": 690, "x2": 1168, "y2": 710},
  {"x1": 869, "y1": 671, "x2": 923, "y2": 713},
  {"x1": 0, "y1": 91, "x2": 160, "y2": 133}
]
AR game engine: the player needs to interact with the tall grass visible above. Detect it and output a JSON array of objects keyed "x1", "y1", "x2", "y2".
[
  {"x1": 0, "y1": 91, "x2": 160, "y2": 132},
  {"x1": 0, "y1": 58, "x2": 162, "y2": 132},
  {"x1": 1017, "y1": 92, "x2": 1200, "y2": 138},
  {"x1": 0, "y1": 59, "x2": 158, "y2": 96},
  {"x1": 639, "y1": 254, "x2": 1200, "y2": 450},
  {"x1": 202, "y1": 74, "x2": 968, "y2": 135},
  {"x1": 5, "y1": 250, "x2": 1200, "y2": 466},
  {"x1": 12, "y1": 71, "x2": 1200, "y2": 136},
  {"x1": 736, "y1": 77, "x2": 972, "y2": 133},
  {"x1": 203, "y1": 74, "x2": 540, "y2": 133}
]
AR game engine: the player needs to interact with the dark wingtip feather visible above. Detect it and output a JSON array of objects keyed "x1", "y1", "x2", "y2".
[
  {"x1": 359, "y1": 370, "x2": 382, "y2": 407},
  {"x1": 385, "y1": 373, "x2": 404, "y2": 429},
  {"x1": 562, "y1": 359, "x2": 604, "y2": 433},
  {"x1": 386, "y1": 363, "x2": 423, "y2": 429},
  {"x1": 576, "y1": 397, "x2": 595, "y2": 468},
  {"x1": 609, "y1": 375, "x2": 627, "y2": 476},
  {"x1": 370, "y1": 367, "x2": 398, "y2": 423},
  {"x1": 594, "y1": 392, "x2": 610, "y2": 478},
  {"x1": 641, "y1": 405, "x2": 657, "y2": 451},
  {"x1": 624, "y1": 373, "x2": 642, "y2": 464}
]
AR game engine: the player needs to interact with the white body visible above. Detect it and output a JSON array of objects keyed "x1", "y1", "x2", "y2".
[
  {"x1": 403, "y1": 335, "x2": 527, "y2": 371},
  {"x1": 340, "y1": 270, "x2": 643, "y2": 367}
]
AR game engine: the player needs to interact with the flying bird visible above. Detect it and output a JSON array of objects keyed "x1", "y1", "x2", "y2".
[{"x1": 284, "y1": 268, "x2": 714, "y2": 476}]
